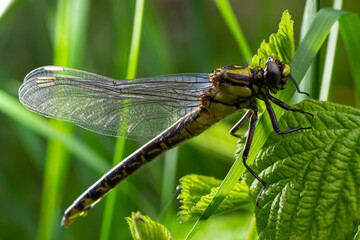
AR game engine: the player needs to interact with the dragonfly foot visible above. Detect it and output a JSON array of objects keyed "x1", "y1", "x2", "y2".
[{"x1": 256, "y1": 184, "x2": 266, "y2": 208}]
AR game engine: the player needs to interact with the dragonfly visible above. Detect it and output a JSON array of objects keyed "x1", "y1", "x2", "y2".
[{"x1": 19, "y1": 56, "x2": 312, "y2": 226}]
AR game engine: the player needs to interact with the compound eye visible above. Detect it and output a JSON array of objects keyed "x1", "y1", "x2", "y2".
[{"x1": 264, "y1": 61, "x2": 281, "y2": 87}]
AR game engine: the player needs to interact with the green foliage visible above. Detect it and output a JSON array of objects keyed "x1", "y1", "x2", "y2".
[
  {"x1": 355, "y1": 227, "x2": 360, "y2": 240},
  {"x1": 126, "y1": 212, "x2": 172, "y2": 240},
  {"x1": 250, "y1": 10, "x2": 294, "y2": 67},
  {"x1": 1, "y1": 0, "x2": 359, "y2": 239},
  {"x1": 213, "y1": 0, "x2": 252, "y2": 62},
  {"x1": 243, "y1": 100, "x2": 360, "y2": 239},
  {"x1": 338, "y1": 14, "x2": 360, "y2": 106},
  {"x1": 185, "y1": 8, "x2": 355, "y2": 240},
  {"x1": 290, "y1": 8, "x2": 347, "y2": 89},
  {"x1": 294, "y1": 0, "x2": 318, "y2": 101},
  {"x1": 178, "y1": 174, "x2": 250, "y2": 222},
  {"x1": 0, "y1": 89, "x2": 109, "y2": 172}
]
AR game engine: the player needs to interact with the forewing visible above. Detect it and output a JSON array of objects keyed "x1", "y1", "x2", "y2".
[{"x1": 19, "y1": 66, "x2": 211, "y2": 140}]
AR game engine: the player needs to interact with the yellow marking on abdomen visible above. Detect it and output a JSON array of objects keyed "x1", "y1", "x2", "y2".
[
  {"x1": 140, "y1": 155, "x2": 147, "y2": 163},
  {"x1": 127, "y1": 161, "x2": 141, "y2": 168},
  {"x1": 110, "y1": 174, "x2": 122, "y2": 182},
  {"x1": 122, "y1": 169, "x2": 128, "y2": 176},
  {"x1": 79, "y1": 211, "x2": 87, "y2": 217},
  {"x1": 160, "y1": 142, "x2": 169, "y2": 150},
  {"x1": 147, "y1": 148, "x2": 162, "y2": 156},
  {"x1": 95, "y1": 182, "x2": 111, "y2": 194},
  {"x1": 166, "y1": 132, "x2": 189, "y2": 145}
]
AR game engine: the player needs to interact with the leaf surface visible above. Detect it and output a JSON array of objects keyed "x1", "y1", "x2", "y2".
[
  {"x1": 250, "y1": 10, "x2": 294, "y2": 67},
  {"x1": 178, "y1": 174, "x2": 250, "y2": 222},
  {"x1": 126, "y1": 212, "x2": 172, "y2": 240},
  {"x1": 244, "y1": 100, "x2": 360, "y2": 239}
]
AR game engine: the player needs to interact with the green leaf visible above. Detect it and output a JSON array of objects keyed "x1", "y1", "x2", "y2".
[
  {"x1": 244, "y1": 100, "x2": 360, "y2": 240},
  {"x1": 250, "y1": 10, "x2": 294, "y2": 68},
  {"x1": 126, "y1": 212, "x2": 172, "y2": 240},
  {"x1": 178, "y1": 174, "x2": 250, "y2": 222}
]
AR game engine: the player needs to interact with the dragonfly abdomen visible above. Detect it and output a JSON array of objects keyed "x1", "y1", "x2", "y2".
[{"x1": 62, "y1": 106, "x2": 220, "y2": 226}]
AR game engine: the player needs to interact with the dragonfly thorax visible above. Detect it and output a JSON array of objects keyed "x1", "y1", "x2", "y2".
[{"x1": 205, "y1": 56, "x2": 292, "y2": 110}]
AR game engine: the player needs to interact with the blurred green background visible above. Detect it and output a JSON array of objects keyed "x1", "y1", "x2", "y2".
[{"x1": 0, "y1": 0, "x2": 359, "y2": 239}]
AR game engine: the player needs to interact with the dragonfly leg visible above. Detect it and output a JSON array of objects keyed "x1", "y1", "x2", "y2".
[
  {"x1": 242, "y1": 106, "x2": 266, "y2": 207},
  {"x1": 229, "y1": 110, "x2": 252, "y2": 138},
  {"x1": 264, "y1": 98, "x2": 312, "y2": 134},
  {"x1": 289, "y1": 74, "x2": 310, "y2": 97},
  {"x1": 266, "y1": 92, "x2": 313, "y2": 117}
]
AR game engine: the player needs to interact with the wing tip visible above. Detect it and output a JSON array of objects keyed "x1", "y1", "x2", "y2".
[{"x1": 24, "y1": 66, "x2": 64, "y2": 82}]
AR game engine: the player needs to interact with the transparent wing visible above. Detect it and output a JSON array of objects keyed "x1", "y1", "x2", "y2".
[{"x1": 19, "y1": 66, "x2": 211, "y2": 140}]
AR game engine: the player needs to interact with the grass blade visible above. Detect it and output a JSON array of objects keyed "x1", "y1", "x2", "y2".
[
  {"x1": 293, "y1": 0, "x2": 319, "y2": 103},
  {"x1": 213, "y1": 0, "x2": 252, "y2": 62},
  {"x1": 37, "y1": 1, "x2": 71, "y2": 237},
  {"x1": 160, "y1": 149, "x2": 179, "y2": 218},
  {"x1": 0, "y1": 0, "x2": 13, "y2": 18},
  {"x1": 37, "y1": 0, "x2": 90, "y2": 239},
  {"x1": 246, "y1": 216, "x2": 257, "y2": 240},
  {"x1": 99, "y1": 0, "x2": 145, "y2": 238},
  {"x1": 185, "y1": 8, "x2": 348, "y2": 240},
  {"x1": 319, "y1": 0, "x2": 343, "y2": 100},
  {"x1": 126, "y1": 0, "x2": 145, "y2": 80},
  {"x1": 0, "y1": 89, "x2": 109, "y2": 172},
  {"x1": 339, "y1": 14, "x2": 360, "y2": 107}
]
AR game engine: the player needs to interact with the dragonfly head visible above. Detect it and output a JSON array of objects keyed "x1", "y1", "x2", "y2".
[{"x1": 264, "y1": 56, "x2": 290, "y2": 93}]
